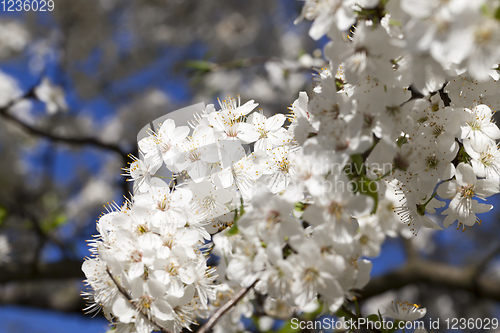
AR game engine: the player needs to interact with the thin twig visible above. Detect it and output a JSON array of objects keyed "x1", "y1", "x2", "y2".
[
  {"x1": 0, "y1": 105, "x2": 126, "y2": 157},
  {"x1": 0, "y1": 88, "x2": 130, "y2": 196},
  {"x1": 197, "y1": 279, "x2": 259, "y2": 333},
  {"x1": 401, "y1": 238, "x2": 417, "y2": 263},
  {"x1": 185, "y1": 56, "x2": 316, "y2": 74},
  {"x1": 106, "y1": 268, "x2": 174, "y2": 333},
  {"x1": 471, "y1": 244, "x2": 500, "y2": 295},
  {"x1": 474, "y1": 244, "x2": 500, "y2": 277}
]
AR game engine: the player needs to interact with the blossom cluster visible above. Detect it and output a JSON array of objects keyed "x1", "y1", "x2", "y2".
[
  {"x1": 82, "y1": 0, "x2": 500, "y2": 332},
  {"x1": 82, "y1": 97, "x2": 298, "y2": 332},
  {"x1": 295, "y1": 0, "x2": 500, "y2": 234}
]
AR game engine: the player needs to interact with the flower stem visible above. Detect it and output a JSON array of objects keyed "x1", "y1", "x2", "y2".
[{"x1": 198, "y1": 279, "x2": 259, "y2": 333}]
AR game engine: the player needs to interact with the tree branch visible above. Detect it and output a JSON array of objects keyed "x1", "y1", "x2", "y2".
[
  {"x1": 197, "y1": 279, "x2": 259, "y2": 333},
  {"x1": 184, "y1": 57, "x2": 315, "y2": 74},
  {"x1": 106, "y1": 268, "x2": 174, "y2": 333},
  {"x1": 0, "y1": 260, "x2": 84, "y2": 283},
  {"x1": 0, "y1": 279, "x2": 86, "y2": 312},
  {"x1": 401, "y1": 238, "x2": 417, "y2": 263},
  {"x1": 0, "y1": 105, "x2": 127, "y2": 158},
  {"x1": 361, "y1": 259, "x2": 500, "y2": 301},
  {"x1": 0, "y1": 93, "x2": 130, "y2": 196},
  {"x1": 473, "y1": 244, "x2": 500, "y2": 278}
]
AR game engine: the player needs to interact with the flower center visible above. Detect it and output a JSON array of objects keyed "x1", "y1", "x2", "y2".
[
  {"x1": 137, "y1": 224, "x2": 149, "y2": 234},
  {"x1": 480, "y1": 152, "x2": 493, "y2": 166},
  {"x1": 226, "y1": 127, "x2": 239, "y2": 138},
  {"x1": 202, "y1": 195, "x2": 217, "y2": 211},
  {"x1": 386, "y1": 106, "x2": 400, "y2": 117},
  {"x1": 417, "y1": 116, "x2": 428, "y2": 124},
  {"x1": 157, "y1": 196, "x2": 170, "y2": 211},
  {"x1": 460, "y1": 184, "x2": 475, "y2": 199},
  {"x1": 159, "y1": 141, "x2": 172, "y2": 154},
  {"x1": 425, "y1": 155, "x2": 438, "y2": 169},
  {"x1": 363, "y1": 113, "x2": 374, "y2": 128},
  {"x1": 467, "y1": 119, "x2": 482, "y2": 131},
  {"x1": 328, "y1": 202, "x2": 343, "y2": 218},
  {"x1": 168, "y1": 263, "x2": 179, "y2": 276},
  {"x1": 278, "y1": 157, "x2": 290, "y2": 173},
  {"x1": 131, "y1": 250, "x2": 142, "y2": 262},
  {"x1": 138, "y1": 295, "x2": 152, "y2": 312},
  {"x1": 189, "y1": 150, "x2": 201, "y2": 162},
  {"x1": 474, "y1": 24, "x2": 494, "y2": 46},
  {"x1": 303, "y1": 267, "x2": 320, "y2": 282},
  {"x1": 433, "y1": 124, "x2": 444, "y2": 138},
  {"x1": 321, "y1": 103, "x2": 340, "y2": 119},
  {"x1": 266, "y1": 210, "x2": 282, "y2": 228},
  {"x1": 164, "y1": 235, "x2": 175, "y2": 248}
]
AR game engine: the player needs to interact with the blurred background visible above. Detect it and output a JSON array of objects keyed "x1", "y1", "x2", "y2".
[{"x1": 0, "y1": 1, "x2": 499, "y2": 332}]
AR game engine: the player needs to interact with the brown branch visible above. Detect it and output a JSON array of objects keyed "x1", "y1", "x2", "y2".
[
  {"x1": 0, "y1": 279, "x2": 86, "y2": 312},
  {"x1": 184, "y1": 57, "x2": 316, "y2": 74},
  {"x1": 0, "y1": 105, "x2": 126, "y2": 157},
  {"x1": 1, "y1": 255, "x2": 500, "y2": 323},
  {"x1": 473, "y1": 244, "x2": 500, "y2": 278},
  {"x1": 106, "y1": 268, "x2": 174, "y2": 333},
  {"x1": 0, "y1": 260, "x2": 84, "y2": 283},
  {"x1": 401, "y1": 238, "x2": 417, "y2": 262},
  {"x1": 360, "y1": 259, "x2": 500, "y2": 301},
  {"x1": 197, "y1": 279, "x2": 259, "y2": 333},
  {"x1": 0, "y1": 92, "x2": 130, "y2": 196}
]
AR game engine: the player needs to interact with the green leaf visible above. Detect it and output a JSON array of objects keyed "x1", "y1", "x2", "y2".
[
  {"x1": 336, "y1": 307, "x2": 350, "y2": 319},
  {"x1": 225, "y1": 215, "x2": 239, "y2": 236},
  {"x1": 454, "y1": 144, "x2": 471, "y2": 164},
  {"x1": 41, "y1": 213, "x2": 67, "y2": 233},
  {"x1": 350, "y1": 154, "x2": 365, "y2": 176},
  {"x1": 335, "y1": 78, "x2": 345, "y2": 91},
  {"x1": 184, "y1": 60, "x2": 214, "y2": 73},
  {"x1": 388, "y1": 18, "x2": 402, "y2": 26},
  {"x1": 282, "y1": 244, "x2": 294, "y2": 258},
  {"x1": 294, "y1": 202, "x2": 305, "y2": 212},
  {"x1": 495, "y1": 6, "x2": 500, "y2": 20},
  {"x1": 480, "y1": 4, "x2": 490, "y2": 16},
  {"x1": 0, "y1": 206, "x2": 7, "y2": 227},
  {"x1": 396, "y1": 135, "x2": 408, "y2": 147},
  {"x1": 226, "y1": 224, "x2": 239, "y2": 236},
  {"x1": 239, "y1": 196, "x2": 245, "y2": 216}
]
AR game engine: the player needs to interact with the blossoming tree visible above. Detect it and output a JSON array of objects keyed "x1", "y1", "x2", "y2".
[
  {"x1": 80, "y1": 1, "x2": 500, "y2": 332},
  {"x1": 1, "y1": 0, "x2": 500, "y2": 332}
]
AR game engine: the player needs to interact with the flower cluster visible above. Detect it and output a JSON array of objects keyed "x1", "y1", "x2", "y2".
[
  {"x1": 82, "y1": 189, "x2": 215, "y2": 333},
  {"x1": 295, "y1": 0, "x2": 500, "y2": 236},
  {"x1": 83, "y1": 1, "x2": 500, "y2": 332},
  {"x1": 82, "y1": 97, "x2": 296, "y2": 332}
]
